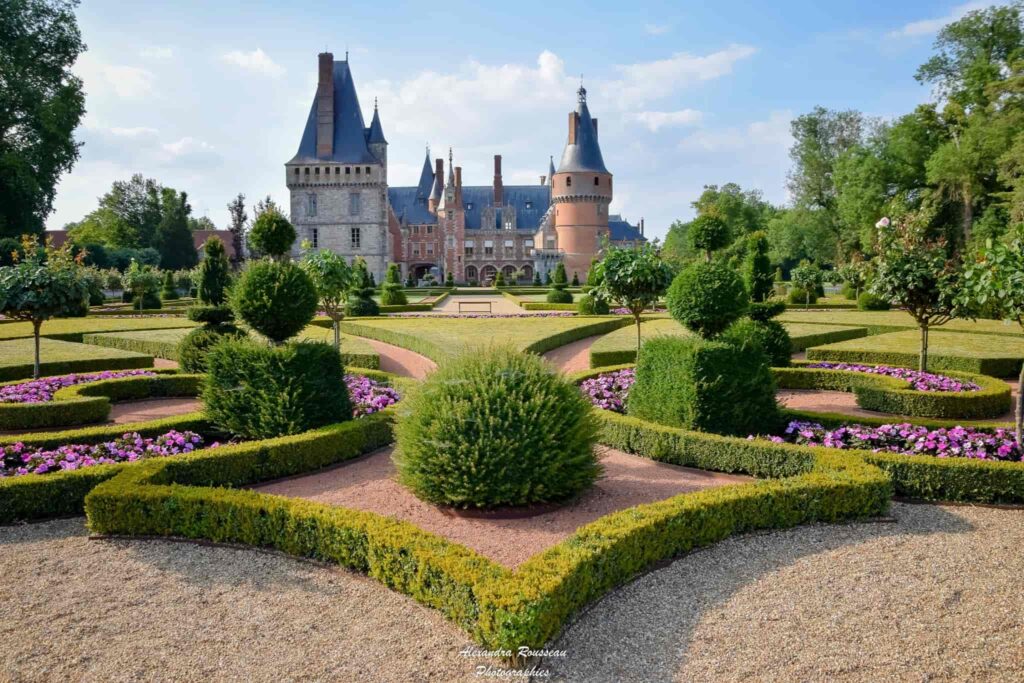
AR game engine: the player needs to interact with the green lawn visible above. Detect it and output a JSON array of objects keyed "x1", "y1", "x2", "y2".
[
  {"x1": 588, "y1": 319, "x2": 868, "y2": 367},
  {"x1": 0, "y1": 317, "x2": 196, "y2": 342},
  {"x1": 340, "y1": 316, "x2": 632, "y2": 361},
  {"x1": 82, "y1": 326, "x2": 380, "y2": 368},
  {"x1": 778, "y1": 309, "x2": 1024, "y2": 337},
  {"x1": 806, "y1": 329, "x2": 1024, "y2": 377},
  {"x1": 0, "y1": 338, "x2": 153, "y2": 381}
]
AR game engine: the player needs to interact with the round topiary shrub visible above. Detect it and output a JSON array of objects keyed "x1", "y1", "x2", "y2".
[
  {"x1": 248, "y1": 210, "x2": 296, "y2": 259},
  {"x1": 177, "y1": 324, "x2": 245, "y2": 373},
  {"x1": 689, "y1": 214, "x2": 730, "y2": 258},
  {"x1": 346, "y1": 295, "x2": 380, "y2": 317},
  {"x1": 787, "y1": 287, "x2": 818, "y2": 305},
  {"x1": 394, "y1": 347, "x2": 600, "y2": 508},
  {"x1": 546, "y1": 288, "x2": 574, "y2": 304},
  {"x1": 577, "y1": 293, "x2": 609, "y2": 315},
  {"x1": 841, "y1": 282, "x2": 857, "y2": 300},
  {"x1": 231, "y1": 261, "x2": 318, "y2": 343},
  {"x1": 138, "y1": 291, "x2": 161, "y2": 310},
  {"x1": 187, "y1": 304, "x2": 234, "y2": 326},
  {"x1": 858, "y1": 291, "x2": 891, "y2": 311},
  {"x1": 203, "y1": 339, "x2": 351, "y2": 439},
  {"x1": 723, "y1": 318, "x2": 791, "y2": 367},
  {"x1": 666, "y1": 261, "x2": 748, "y2": 338}
]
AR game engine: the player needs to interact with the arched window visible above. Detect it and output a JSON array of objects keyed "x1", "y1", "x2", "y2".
[
  {"x1": 482, "y1": 265, "x2": 497, "y2": 282},
  {"x1": 521, "y1": 264, "x2": 533, "y2": 280},
  {"x1": 465, "y1": 265, "x2": 478, "y2": 282},
  {"x1": 502, "y1": 265, "x2": 517, "y2": 280}
]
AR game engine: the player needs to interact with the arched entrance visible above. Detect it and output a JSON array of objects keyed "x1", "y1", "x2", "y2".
[
  {"x1": 465, "y1": 265, "x2": 478, "y2": 282},
  {"x1": 501, "y1": 265, "x2": 517, "y2": 282},
  {"x1": 520, "y1": 264, "x2": 534, "y2": 281},
  {"x1": 481, "y1": 264, "x2": 497, "y2": 285},
  {"x1": 411, "y1": 263, "x2": 436, "y2": 281}
]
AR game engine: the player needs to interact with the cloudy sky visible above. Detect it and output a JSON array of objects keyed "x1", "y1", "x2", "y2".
[{"x1": 52, "y1": 0, "x2": 995, "y2": 240}]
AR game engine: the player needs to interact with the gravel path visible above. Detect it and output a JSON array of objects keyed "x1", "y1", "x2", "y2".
[
  {"x1": 547, "y1": 502, "x2": 1024, "y2": 682},
  {"x1": 108, "y1": 397, "x2": 202, "y2": 424},
  {"x1": 0, "y1": 518, "x2": 486, "y2": 682},
  {"x1": 360, "y1": 338, "x2": 436, "y2": 379},
  {"x1": 778, "y1": 388, "x2": 1015, "y2": 424},
  {"x1": 542, "y1": 334, "x2": 606, "y2": 374}
]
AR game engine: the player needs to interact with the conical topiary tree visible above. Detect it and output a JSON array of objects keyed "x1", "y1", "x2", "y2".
[
  {"x1": 381, "y1": 263, "x2": 408, "y2": 306},
  {"x1": 197, "y1": 237, "x2": 231, "y2": 306},
  {"x1": 346, "y1": 256, "x2": 379, "y2": 316},
  {"x1": 546, "y1": 262, "x2": 572, "y2": 303},
  {"x1": 161, "y1": 270, "x2": 178, "y2": 300}
]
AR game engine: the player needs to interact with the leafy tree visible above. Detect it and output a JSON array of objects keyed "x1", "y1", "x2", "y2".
[
  {"x1": 743, "y1": 231, "x2": 773, "y2": 302},
  {"x1": 301, "y1": 248, "x2": 352, "y2": 350},
  {"x1": 661, "y1": 219, "x2": 695, "y2": 267},
  {"x1": 0, "y1": 0, "x2": 86, "y2": 238},
  {"x1": 226, "y1": 193, "x2": 247, "y2": 265},
  {"x1": 187, "y1": 216, "x2": 217, "y2": 233},
  {"x1": 688, "y1": 214, "x2": 730, "y2": 261},
  {"x1": 0, "y1": 238, "x2": 24, "y2": 267},
  {"x1": 160, "y1": 270, "x2": 178, "y2": 300},
  {"x1": 155, "y1": 190, "x2": 198, "y2": 270},
  {"x1": 595, "y1": 243, "x2": 674, "y2": 352},
  {"x1": 196, "y1": 237, "x2": 231, "y2": 305},
  {"x1": 249, "y1": 207, "x2": 296, "y2": 261},
  {"x1": 766, "y1": 208, "x2": 837, "y2": 266},
  {"x1": 0, "y1": 237, "x2": 89, "y2": 377},
  {"x1": 691, "y1": 183, "x2": 774, "y2": 237},
  {"x1": 958, "y1": 232, "x2": 1024, "y2": 441},
  {"x1": 346, "y1": 256, "x2": 378, "y2": 316},
  {"x1": 837, "y1": 260, "x2": 869, "y2": 300},
  {"x1": 120, "y1": 260, "x2": 162, "y2": 311},
  {"x1": 95, "y1": 175, "x2": 164, "y2": 248},
  {"x1": 790, "y1": 260, "x2": 823, "y2": 307},
  {"x1": 381, "y1": 263, "x2": 407, "y2": 305},
  {"x1": 870, "y1": 214, "x2": 961, "y2": 372}
]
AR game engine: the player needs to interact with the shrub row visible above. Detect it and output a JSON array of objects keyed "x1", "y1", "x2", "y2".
[
  {"x1": 773, "y1": 364, "x2": 1011, "y2": 419},
  {"x1": 787, "y1": 326, "x2": 867, "y2": 352},
  {"x1": 83, "y1": 331, "x2": 182, "y2": 360},
  {"x1": 806, "y1": 345, "x2": 1021, "y2": 377},
  {"x1": 0, "y1": 354, "x2": 154, "y2": 383},
  {"x1": 378, "y1": 304, "x2": 433, "y2": 313},
  {"x1": 521, "y1": 302, "x2": 578, "y2": 311},
  {"x1": 0, "y1": 371, "x2": 200, "y2": 431}
]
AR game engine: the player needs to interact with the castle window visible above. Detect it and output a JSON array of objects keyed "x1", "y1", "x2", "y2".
[
  {"x1": 304, "y1": 167, "x2": 310, "y2": 175},
  {"x1": 426, "y1": 225, "x2": 433, "y2": 235},
  {"x1": 426, "y1": 244, "x2": 434, "y2": 255},
  {"x1": 504, "y1": 217, "x2": 513, "y2": 230},
  {"x1": 365, "y1": 166, "x2": 371, "y2": 174},
  {"x1": 350, "y1": 226, "x2": 361, "y2": 249},
  {"x1": 311, "y1": 227, "x2": 319, "y2": 248},
  {"x1": 546, "y1": 237, "x2": 556, "y2": 249},
  {"x1": 335, "y1": 167, "x2": 340, "y2": 175},
  {"x1": 315, "y1": 167, "x2": 320, "y2": 175},
  {"x1": 484, "y1": 240, "x2": 494, "y2": 257},
  {"x1": 594, "y1": 176, "x2": 599, "y2": 186},
  {"x1": 566, "y1": 177, "x2": 571, "y2": 187},
  {"x1": 466, "y1": 265, "x2": 478, "y2": 281},
  {"x1": 524, "y1": 239, "x2": 534, "y2": 256},
  {"x1": 356, "y1": 167, "x2": 361, "y2": 175},
  {"x1": 412, "y1": 226, "x2": 419, "y2": 235},
  {"x1": 294, "y1": 168, "x2": 299, "y2": 176},
  {"x1": 412, "y1": 244, "x2": 420, "y2": 256},
  {"x1": 504, "y1": 239, "x2": 514, "y2": 257},
  {"x1": 345, "y1": 167, "x2": 351, "y2": 175},
  {"x1": 464, "y1": 240, "x2": 474, "y2": 256},
  {"x1": 349, "y1": 192, "x2": 361, "y2": 216},
  {"x1": 447, "y1": 211, "x2": 453, "y2": 219},
  {"x1": 306, "y1": 193, "x2": 317, "y2": 218}
]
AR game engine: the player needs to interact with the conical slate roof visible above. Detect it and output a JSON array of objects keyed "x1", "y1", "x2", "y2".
[
  {"x1": 415, "y1": 150, "x2": 434, "y2": 201},
  {"x1": 290, "y1": 60, "x2": 377, "y2": 164},
  {"x1": 557, "y1": 86, "x2": 609, "y2": 174},
  {"x1": 366, "y1": 100, "x2": 387, "y2": 145}
]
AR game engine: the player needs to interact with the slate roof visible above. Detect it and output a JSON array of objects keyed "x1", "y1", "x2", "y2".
[
  {"x1": 366, "y1": 103, "x2": 387, "y2": 145},
  {"x1": 557, "y1": 86, "x2": 609, "y2": 174},
  {"x1": 289, "y1": 60, "x2": 379, "y2": 164},
  {"x1": 414, "y1": 153, "x2": 434, "y2": 201},
  {"x1": 608, "y1": 217, "x2": 644, "y2": 242},
  {"x1": 388, "y1": 184, "x2": 552, "y2": 231}
]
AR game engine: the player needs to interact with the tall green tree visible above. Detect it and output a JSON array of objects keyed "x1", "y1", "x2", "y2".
[
  {"x1": 226, "y1": 193, "x2": 247, "y2": 265},
  {"x1": 301, "y1": 248, "x2": 352, "y2": 350},
  {"x1": 155, "y1": 190, "x2": 198, "y2": 270},
  {"x1": 594, "y1": 242, "x2": 674, "y2": 353},
  {"x1": 0, "y1": 0, "x2": 86, "y2": 238}
]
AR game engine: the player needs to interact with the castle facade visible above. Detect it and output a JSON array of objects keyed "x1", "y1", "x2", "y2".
[{"x1": 285, "y1": 53, "x2": 645, "y2": 284}]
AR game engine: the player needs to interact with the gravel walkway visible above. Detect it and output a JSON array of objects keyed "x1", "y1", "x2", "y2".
[
  {"x1": 542, "y1": 333, "x2": 607, "y2": 374},
  {"x1": 778, "y1": 388, "x2": 1015, "y2": 424},
  {"x1": 108, "y1": 397, "x2": 202, "y2": 424},
  {"x1": 0, "y1": 518, "x2": 486, "y2": 682},
  {"x1": 547, "y1": 502, "x2": 1024, "y2": 682},
  {"x1": 360, "y1": 338, "x2": 436, "y2": 379}
]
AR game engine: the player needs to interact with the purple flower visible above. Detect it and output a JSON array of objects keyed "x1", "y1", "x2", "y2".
[
  {"x1": 804, "y1": 362, "x2": 980, "y2": 393},
  {"x1": 0, "y1": 370, "x2": 158, "y2": 404},
  {"x1": 345, "y1": 374, "x2": 401, "y2": 417},
  {"x1": 578, "y1": 368, "x2": 636, "y2": 414}
]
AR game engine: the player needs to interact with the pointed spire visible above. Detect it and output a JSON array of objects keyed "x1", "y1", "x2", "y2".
[
  {"x1": 556, "y1": 84, "x2": 608, "y2": 174},
  {"x1": 415, "y1": 147, "x2": 434, "y2": 200},
  {"x1": 446, "y1": 147, "x2": 455, "y2": 185},
  {"x1": 367, "y1": 97, "x2": 387, "y2": 145},
  {"x1": 548, "y1": 155, "x2": 556, "y2": 179}
]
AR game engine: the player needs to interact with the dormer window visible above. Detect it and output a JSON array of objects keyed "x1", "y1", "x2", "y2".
[
  {"x1": 345, "y1": 167, "x2": 351, "y2": 175},
  {"x1": 365, "y1": 166, "x2": 371, "y2": 174},
  {"x1": 334, "y1": 167, "x2": 340, "y2": 175},
  {"x1": 466, "y1": 203, "x2": 473, "y2": 210},
  {"x1": 294, "y1": 168, "x2": 299, "y2": 175},
  {"x1": 525, "y1": 201, "x2": 532, "y2": 209},
  {"x1": 304, "y1": 167, "x2": 310, "y2": 175}
]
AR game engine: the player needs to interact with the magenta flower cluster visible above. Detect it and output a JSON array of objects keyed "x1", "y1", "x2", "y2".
[
  {"x1": 579, "y1": 368, "x2": 635, "y2": 413},
  {"x1": 345, "y1": 374, "x2": 401, "y2": 417},
  {"x1": 0, "y1": 370, "x2": 157, "y2": 404},
  {"x1": 389, "y1": 312, "x2": 575, "y2": 319},
  {"x1": 0, "y1": 430, "x2": 214, "y2": 477},
  {"x1": 805, "y1": 362, "x2": 980, "y2": 392},
  {"x1": 763, "y1": 420, "x2": 1021, "y2": 461}
]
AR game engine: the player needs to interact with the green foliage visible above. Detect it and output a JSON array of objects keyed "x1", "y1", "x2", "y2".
[
  {"x1": 789, "y1": 260, "x2": 823, "y2": 306},
  {"x1": 571, "y1": 272, "x2": 580, "y2": 286},
  {"x1": 177, "y1": 324, "x2": 244, "y2": 373},
  {"x1": 532, "y1": 271, "x2": 542, "y2": 286},
  {"x1": 394, "y1": 347, "x2": 599, "y2": 508},
  {"x1": 0, "y1": 0, "x2": 86, "y2": 238},
  {"x1": 666, "y1": 261, "x2": 748, "y2": 339},
  {"x1": 160, "y1": 271, "x2": 177, "y2": 300},
  {"x1": 203, "y1": 339, "x2": 351, "y2": 439},
  {"x1": 726, "y1": 318, "x2": 791, "y2": 367},
  {"x1": 787, "y1": 287, "x2": 818, "y2": 305},
  {"x1": 0, "y1": 238, "x2": 24, "y2": 266},
  {"x1": 743, "y1": 231, "x2": 774, "y2": 302},
  {"x1": 688, "y1": 214, "x2": 730, "y2": 258},
  {"x1": 445, "y1": 271, "x2": 454, "y2": 287},
  {"x1": 187, "y1": 304, "x2": 233, "y2": 325},
  {"x1": 774, "y1": 266, "x2": 784, "y2": 282},
  {"x1": 595, "y1": 241, "x2": 673, "y2": 329},
  {"x1": 858, "y1": 292, "x2": 891, "y2": 310},
  {"x1": 345, "y1": 256, "x2": 379, "y2": 317},
  {"x1": 627, "y1": 335, "x2": 780, "y2": 436},
  {"x1": 231, "y1": 261, "x2": 318, "y2": 343},
  {"x1": 747, "y1": 301, "x2": 786, "y2": 322},
  {"x1": 196, "y1": 236, "x2": 231, "y2": 305},
  {"x1": 381, "y1": 264, "x2": 408, "y2": 306},
  {"x1": 248, "y1": 208, "x2": 296, "y2": 258},
  {"x1": 494, "y1": 271, "x2": 506, "y2": 288},
  {"x1": 155, "y1": 190, "x2": 198, "y2": 270},
  {"x1": 546, "y1": 287, "x2": 573, "y2": 303},
  {"x1": 577, "y1": 293, "x2": 609, "y2": 315},
  {"x1": 120, "y1": 260, "x2": 162, "y2": 311},
  {"x1": 301, "y1": 248, "x2": 353, "y2": 348},
  {"x1": 552, "y1": 262, "x2": 568, "y2": 285}
]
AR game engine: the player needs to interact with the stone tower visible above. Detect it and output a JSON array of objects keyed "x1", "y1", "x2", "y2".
[
  {"x1": 436, "y1": 148, "x2": 465, "y2": 281},
  {"x1": 550, "y1": 85, "x2": 611, "y2": 280},
  {"x1": 285, "y1": 52, "x2": 390, "y2": 281}
]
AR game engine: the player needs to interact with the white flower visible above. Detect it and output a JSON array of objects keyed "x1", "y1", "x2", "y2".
[{"x1": 875, "y1": 217, "x2": 891, "y2": 229}]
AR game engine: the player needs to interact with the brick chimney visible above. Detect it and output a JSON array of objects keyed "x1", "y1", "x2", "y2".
[
  {"x1": 540, "y1": 175, "x2": 546, "y2": 186},
  {"x1": 435, "y1": 158, "x2": 444, "y2": 191},
  {"x1": 493, "y1": 154, "x2": 503, "y2": 206},
  {"x1": 567, "y1": 112, "x2": 578, "y2": 145},
  {"x1": 316, "y1": 53, "x2": 334, "y2": 158},
  {"x1": 454, "y1": 166, "x2": 463, "y2": 205}
]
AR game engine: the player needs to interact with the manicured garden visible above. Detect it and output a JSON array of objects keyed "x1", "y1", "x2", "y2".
[{"x1": 0, "y1": 337, "x2": 153, "y2": 381}]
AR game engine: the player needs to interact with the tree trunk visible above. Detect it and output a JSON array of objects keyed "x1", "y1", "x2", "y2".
[
  {"x1": 1016, "y1": 363, "x2": 1023, "y2": 446},
  {"x1": 32, "y1": 320, "x2": 42, "y2": 380},
  {"x1": 635, "y1": 313, "x2": 643, "y2": 356},
  {"x1": 333, "y1": 320, "x2": 341, "y2": 352},
  {"x1": 806, "y1": 290, "x2": 810, "y2": 309},
  {"x1": 962, "y1": 188, "x2": 973, "y2": 244},
  {"x1": 919, "y1": 323, "x2": 929, "y2": 373}
]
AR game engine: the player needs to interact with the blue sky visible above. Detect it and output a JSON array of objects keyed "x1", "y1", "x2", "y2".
[{"x1": 53, "y1": 0, "x2": 998, "y2": 241}]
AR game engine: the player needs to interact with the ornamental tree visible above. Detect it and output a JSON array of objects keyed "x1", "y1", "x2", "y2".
[
  {"x1": 346, "y1": 256, "x2": 379, "y2": 317},
  {"x1": 0, "y1": 238, "x2": 89, "y2": 378},
  {"x1": 837, "y1": 260, "x2": 869, "y2": 300},
  {"x1": 120, "y1": 260, "x2": 162, "y2": 311},
  {"x1": 870, "y1": 215, "x2": 960, "y2": 373},
  {"x1": 381, "y1": 263, "x2": 407, "y2": 305},
  {"x1": 248, "y1": 208, "x2": 296, "y2": 261},
  {"x1": 790, "y1": 260, "x2": 823, "y2": 308},
  {"x1": 301, "y1": 248, "x2": 352, "y2": 350},
  {"x1": 196, "y1": 236, "x2": 231, "y2": 305},
  {"x1": 743, "y1": 231, "x2": 774, "y2": 302},
  {"x1": 958, "y1": 234, "x2": 1024, "y2": 441},
  {"x1": 595, "y1": 242, "x2": 674, "y2": 352},
  {"x1": 688, "y1": 214, "x2": 730, "y2": 261}
]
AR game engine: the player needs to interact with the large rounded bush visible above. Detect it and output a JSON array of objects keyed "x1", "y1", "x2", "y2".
[
  {"x1": 546, "y1": 288, "x2": 573, "y2": 304},
  {"x1": 177, "y1": 324, "x2": 245, "y2": 373},
  {"x1": 787, "y1": 287, "x2": 818, "y2": 305},
  {"x1": 394, "y1": 347, "x2": 600, "y2": 508},
  {"x1": 858, "y1": 291, "x2": 891, "y2": 311},
  {"x1": 666, "y1": 261, "x2": 748, "y2": 338},
  {"x1": 723, "y1": 318, "x2": 791, "y2": 367},
  {"x1": 248, "y1": 210, "x2": 296, "y2": 258},
  {"x1": 577, "y1": 293, "x2": 609, "y2": 315},
  {"x1": 346, "y1": 295, "x2": 380, "y2": 317},
  {"x1": 688, "y1": 214, "x2": 730, "y2": 256},
  {"x1": 202, "y1": 339, "x2": 351, "y2": 439},
  {"x1": 231, "y1": 261, "x2": 318, "y2": 343}
]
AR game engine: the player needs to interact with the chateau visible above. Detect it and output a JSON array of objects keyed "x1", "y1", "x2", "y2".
[{"x1": 285, "y1": 53, "x2": 645, "y2": 284}]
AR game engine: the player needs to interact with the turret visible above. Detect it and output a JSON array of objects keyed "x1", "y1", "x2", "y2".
[
  {"x1": 550, "y1": 85, "x2": 612, "y2": 280},
  {"x1": 366, "y1": 97, "x2": 387, "y2": 181}
]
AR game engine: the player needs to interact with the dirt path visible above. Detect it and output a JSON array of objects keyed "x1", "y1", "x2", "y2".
[
  {"x1": 153, "y1": 358, "x2": 179, "y2": 369},
  {"x1": 778, "y1": 388, "x2": 1015, "y2": 424},
  {"x1": 108, "y1": 397, "x2": 202, "y2": 424},
  {"x1": 542, "y1": 333, "x2": 606, "y2": 374},
  {"x1": 361, "y1": 338, "x2": 436, "y2": 379}
]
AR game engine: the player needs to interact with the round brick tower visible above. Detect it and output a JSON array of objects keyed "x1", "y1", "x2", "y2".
[{"x1": 550, "y1": 85, "x2": 612, "y2": 280}]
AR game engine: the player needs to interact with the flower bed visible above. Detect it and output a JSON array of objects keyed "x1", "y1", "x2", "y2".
[
  {"x1": 2, "y1": 430, "x2": 215, "y2": 477},
  {"x1": 388, "y1": 312, "x2": 575, "y2": 319},
  {"x1": 765, "y1": 420, "x2": 1021, "y2": 462},
  {"x1": 579, "y1": 367, "x2": 634, "y2": 413},
  {"x1": 0, "y1": 370, "x2": 157, "y2": 403},
  {"x1": 804, "y1": 361, "x2": 979, "y2": 392},
  {"x1": 345, "y1": 374, "x2": 400, "y2": 417}
]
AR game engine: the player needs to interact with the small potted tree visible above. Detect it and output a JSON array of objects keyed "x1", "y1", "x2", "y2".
[{"x1": 595, "y1": 243, "x2": 673, "y2": 352}]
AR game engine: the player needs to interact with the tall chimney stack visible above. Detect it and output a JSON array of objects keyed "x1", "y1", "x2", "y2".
[
  {"x1": 640, "y1": 218, "x2": 645, "y2": 236},
  {"x1": 455, "y1": 166, "x2": 463, "y2": 204},
  {"x1": 316, "y1": 53, "x2": 335, "y2": 158},
  {"x1": 567, "y1": 112, "x2": 578, "y2": 145},
  {"x1": 540, "y1": 175, "x2": 546, "y2": 186},
  {"x1": 493, "y1": 154, "x2": 503, "y2": 206},
  {"x1": 435, "y1": 158, "x2": 444, "y2": 192}
]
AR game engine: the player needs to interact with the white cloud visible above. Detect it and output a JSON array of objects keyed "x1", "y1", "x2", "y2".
[
  {"x1": 139, "y1": 46, "x2": 174, "y2": 59},
  {"x1": 887, "y1": 1, "x2": 990, "y2": 38},
  {"x1": 634, "y1": 109, "x2": 703, "y2": 131},
  {"x1": 600, "y1": 44, "x2": 757, "y2": 107},
  {"x1": 644, "y1": 23, "x2": 671, "y2": 35},
  {"x1": 74, "y1": 54, "x2": 155, "y2": 99},
  {"x1": 678, "y1": 110, "x2": 791, "y2": 153},
  {"x1": 221, "y1": 48, "x2": 285, "y2": 77},
  {"x1": 109, "y1": 126, "x2": 160, "y2": 137}
]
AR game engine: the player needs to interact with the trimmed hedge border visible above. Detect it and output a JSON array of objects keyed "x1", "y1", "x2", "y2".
[
  {"x1": 0, "y1": 352, "x2": 154, "y2": 383},
  {"x1": 0, "y1": 371, "x2": 200, "y2": 431},
  {"x1": 774, "y1": 364, "x2": 1011, "y2": 420},
  {"x1": 83, "y1": 330, "x2": 181, "y2": 361},
  {"x1": 806, "y1": 343, "x2": 1022, "y2": 377}
]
